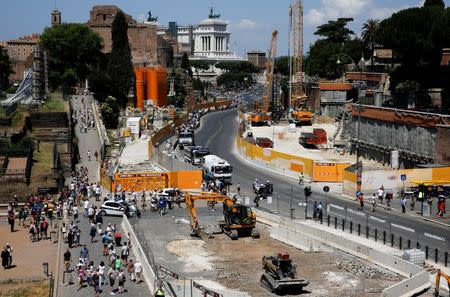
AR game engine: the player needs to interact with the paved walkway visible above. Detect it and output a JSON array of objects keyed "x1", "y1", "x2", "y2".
[
  {"x1": 57, "y1": 95, "x2": 149, "y2": 297},
  {"x1": 0, "y1": 223, "x2": 56, "y2": 280}
]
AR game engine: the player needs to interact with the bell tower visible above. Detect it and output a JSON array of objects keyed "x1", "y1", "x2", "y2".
[{"x1": 51, "y1": 9, "x2": 61, "y2": 26}]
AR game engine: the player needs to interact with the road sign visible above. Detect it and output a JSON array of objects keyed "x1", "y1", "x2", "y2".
[
  {"x1": 401, "y1": 174, "x2": 407, "y2": 181},
  {"x1": 244, "y1": 197, "x2": 250, "y2": 205},
  {"x1": 323, "y1": 186, "x2": 330, "y2": 193}
]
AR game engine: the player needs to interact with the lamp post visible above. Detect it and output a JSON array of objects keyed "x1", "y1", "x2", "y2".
[{"x1": 336, "y1": 54, "x2": 366, "y2": 193}]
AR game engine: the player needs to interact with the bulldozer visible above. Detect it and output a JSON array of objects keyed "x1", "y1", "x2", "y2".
[
  {"x1": 184, "y1": 191, "x2": 260, "y2": 240},
  {"x1": 260, "y1": 252, "x2": 309, "y2": 294}
]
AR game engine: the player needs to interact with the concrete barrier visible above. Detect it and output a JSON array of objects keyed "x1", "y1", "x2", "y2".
[
  {"x1": 121, "y1": 215, "x2": 157, "y2": 294},
  {"x1": 256, "y1": 210, "x2": 430, "y2": 297},
  {"x1": 167, "y1": 280, "x2": 250, "y2": 297},
  {"x1": 270, "y1": 226, "x2": 320, "y2": 252}
]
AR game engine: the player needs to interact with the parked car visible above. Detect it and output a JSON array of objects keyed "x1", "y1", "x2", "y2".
[{"x1": 99, "y1": 200, "x2": 136, "y2": 217}]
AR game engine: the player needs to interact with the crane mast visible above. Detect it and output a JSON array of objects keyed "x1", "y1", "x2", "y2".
[
  {"x1": 292, "y1": 0, "x2": 305, "y2": 103},
  {"x1": 262, "y1": 30, "x2": 278, "y2": 112}
]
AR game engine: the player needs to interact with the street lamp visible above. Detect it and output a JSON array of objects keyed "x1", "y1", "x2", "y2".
[{"x1": 336, "y1": 53, "x2": 366, "y2": 194}]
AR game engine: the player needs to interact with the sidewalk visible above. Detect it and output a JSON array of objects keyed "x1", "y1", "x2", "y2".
[
  {"x1": 56, "y1": 95, "x2": 149, "y2": 297},
  {"x1": 0, "y1": 223, "x2": 56, "y2": 281}
]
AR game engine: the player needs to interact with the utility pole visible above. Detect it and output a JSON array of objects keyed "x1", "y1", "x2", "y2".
[{"x1": 288, "y1": 4, "x2": 293, "y2": 114}]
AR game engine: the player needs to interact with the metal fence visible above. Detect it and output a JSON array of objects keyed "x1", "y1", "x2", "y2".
[
  {"x1": 151, "y1": 147, "x2": 198, "y2": 172},
  {"x1": 254, "y1": 191, "x2": 450, "y2": 267}
]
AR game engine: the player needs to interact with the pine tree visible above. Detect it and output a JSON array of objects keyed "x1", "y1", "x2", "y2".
[{"x1": 107, "y1": 11, "x2": 134, "y2": 108}]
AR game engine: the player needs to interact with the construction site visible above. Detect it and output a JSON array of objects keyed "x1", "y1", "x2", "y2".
[{"x1": 133, "y1": 202, "x2": 406, "y2": 297}]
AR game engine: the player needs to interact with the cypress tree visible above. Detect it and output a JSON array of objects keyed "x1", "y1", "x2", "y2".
[{"x1": 108, "y1": 11, "x2": 134, "y2": 107}]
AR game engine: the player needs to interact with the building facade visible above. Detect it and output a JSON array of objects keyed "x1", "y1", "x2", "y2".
[
  {"x1": 5, "y1": 34, "x2": 40, "y2": 82},
  {"x1": 87, "y1": 5, "x2": 158, "y2": 66},
  {"x1": 247, "y1": 51, "x2": 266, "y2": 69},
  {"x1": 157, "y1": 10, "x2": 243, "y2": 82}
]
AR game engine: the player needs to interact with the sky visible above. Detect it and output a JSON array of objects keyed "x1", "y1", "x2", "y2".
[{"x1": 1, "y1": 0, "x2": 449, "y2": 57}]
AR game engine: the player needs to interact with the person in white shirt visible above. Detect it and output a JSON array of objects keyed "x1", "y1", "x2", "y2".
[
  {"x1": 377, "y1": 187, "x2": 384, "y2": 204},
  {"x1": 133, "y1": 261, "x2": 143, "y2": 283},
  {"x1": 98, "y1": 261, "x2": 106, "y2": 286},
  {"x1": 83, "y1": 199, "x2": 89, "y2": 217}
]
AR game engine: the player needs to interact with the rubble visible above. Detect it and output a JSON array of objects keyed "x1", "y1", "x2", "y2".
[{"x1": 337, "y1": 259, "x2": 401, "y2": 281}]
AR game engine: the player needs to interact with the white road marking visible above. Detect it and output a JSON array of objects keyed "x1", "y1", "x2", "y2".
[
  {"x1": 348, "y1": 209, "x2": 366, "y2": 217},
  {"x1": 424, "y1": 233, "x2": 446, "y2": 242},
  {"x1": 330, "y1": 204, "x2": 344, "y2": 210},
  {"x1": 391, "y1": 223, "x2": 415, "y2": 233},
  {"x1": 369, "y1": 216, "x2": 386, "y2": 223}
]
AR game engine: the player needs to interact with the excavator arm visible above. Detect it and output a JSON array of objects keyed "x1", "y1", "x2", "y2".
[
  {"x1": 435, "y1": 269, "x2": 450, "y2": 297},
  {"x1": 184, "y1": 192, "x2": 235, "y2": 238}
]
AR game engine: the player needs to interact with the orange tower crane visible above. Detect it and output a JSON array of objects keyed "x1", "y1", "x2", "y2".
[
  {"x1": 290, "y1": 0, "x2": 313, "y2": 125},
  {"x1": 248, "y1": 30, "x2": 278, "y2": 126}
]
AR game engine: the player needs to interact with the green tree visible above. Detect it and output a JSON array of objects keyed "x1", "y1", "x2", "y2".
[
  {"x1": 394, "y1": 80, "x2": 420, "y2": 108},
  {"x1": 181, "y1": 53, "x2": 193, "y2": 77},
  {"x1": 305, "y1": 18, "x2": 367, "y2": 79},
  {"x1": 61, "y1": 68, "x2": 78, "y2": 98},
  {"x1": 361, "y1": 19, "x2": 380, "y2": 68},
  {"x1": 424, "y1": 0, "x2": 445, "y2": 8},
  {"x1": 88, "y1": 68, "x2": 113, "y2": 103},
  {"x1": 314, "y1": 18, "x2": 355, "y2": 43},
  {"x1": 0, "y1": 46, "x2": 13, "y2": 91},
  {"x1": 216, "y1": 61, "x2": 259, "y2": 73},
  {"x1": 99, "y1": 96, "x2": 120, "y2": 128},
  {"x1": 107, "y1": 11, "x2": 134, "y2": 108},
  {"x1": 274, "y1": 56, "x2": 290, "y2": 76},
  {"x1": 40, "y1": 24, "x2": 102, "y2": 92}
]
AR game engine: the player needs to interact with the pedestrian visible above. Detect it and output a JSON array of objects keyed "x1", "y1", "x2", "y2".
[
  {"x1": 378, "y1": 186, "x2": 384, "y2": 204},
  {"x1": 118, "y1": 269, "x2": 126, "y2": 293},
  {"x1": 158, "y1": 196, "x2": 166, "y2": 216},
  {"x1": 317, "y1": 202, "x2": 323, "y2": 221},
  {"x1": 358, "y1": 193, "x2": 364, "y2": 210},
  {"x1": 40, "y1": 219, "x2": 48, "y2": 239},
  {"x1": 237, "y1": 183, "x2": 241, "y2": 196},
  {"x1": 98, "y1": 261, "x2": 106, "y2": 286},
  {"x1": 371, "y1": 196, "x2": 376, "y2": 212},
  {"x1": 63, "y1": 249, "x2": 71, "y2": 272},
  {"x1": 108, "y1": 266, "x2": 117, "y2": 294},
  {"x1": 83, "y1": 199, "x2": 89, "y2": 217},
  {"x1": 401, "y1": 196, "x2": 407, "y2": 213},
  {"x1": 8, "y1": 212, "x2": 15, "y2": 232},
  {"x1": 87, "y1": 150, "x2": 91, "y2": 161},
  {"x1": 92, "y1": 270, "x2": 100, "y2": 297},
  {"x1": 94, "y1": 150, "x2": 99, "y2": 161},
  {"x1": 1, "y1": 246, "x2": 9, "y2": 269},
  {"x1": 121, "y1": 242, "x2": 129, "y2": 264},
  {"x1": 134, "y1": 260, "x2": 142, "y2": 283},
  {"x1": 115, "y1": 231, "x2": 122, "y2": 246},
  {"x1": 127, "y1": 259, "x2": 134, "y2": 281},
  {"x1": 5, "y1": 244, "x2": 12, "y2": 268},
  {"x1": 73, "y1": 205, "x2": 79, "y2": 222},
  {"x1": 61, "y1": 222, "x2": 68, "y2": 243},
  {"x1": 90, "y1": 223, "x2": 97, "y2": 243},
  {"x1": 67, "y1": 229, "x2": 74, "y2": 248},
  {"x1": 80, "y1": 246, "x2": 89, "y2": 264},
  {"x1": 386, "y1": 193, "x2": 392, "y2": 210}
]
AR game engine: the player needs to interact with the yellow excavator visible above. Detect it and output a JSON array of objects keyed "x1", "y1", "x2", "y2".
[
  {"x1": 248, "y1": 30, "x2": 278, "y2": 126},
  {"x1": 184, "y1": 191, "x2": 260, "y2": 240},
  {"x1": 434, "y1": 269, "x2": 450, "y2": 297}
]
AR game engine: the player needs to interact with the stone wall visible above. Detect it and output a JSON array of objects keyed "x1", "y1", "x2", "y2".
[{"x1": 87, "y1": 5, "x2": 158, "y2": 65}]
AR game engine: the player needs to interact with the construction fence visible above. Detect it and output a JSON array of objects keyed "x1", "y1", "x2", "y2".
[
  {"x1": 342, "y1": 166, "x2": 450, "y2": 197},
  {"x1": 236, "y1": 120, "x2": 350, "y2": 183}
]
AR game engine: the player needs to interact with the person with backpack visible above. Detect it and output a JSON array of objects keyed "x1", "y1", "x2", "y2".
[
  {"x1": 118, "y1": 269, "x2": 126, "y2": 293},
  {"x1": 108, "y1": 266, "x2": 117, "y2": 294}
]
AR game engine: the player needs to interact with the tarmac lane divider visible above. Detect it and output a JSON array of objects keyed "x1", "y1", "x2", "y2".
[
  {"x1": 391, "y1": 223, "x2": 415, "y2": 233},
  {"x1": 424, "y1": 233, "x2": 446, "y2": 242}
]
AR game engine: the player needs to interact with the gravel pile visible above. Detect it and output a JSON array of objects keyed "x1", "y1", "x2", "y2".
[{"x1": 337, "y1": 259, "x2": 401, "y2": 281}]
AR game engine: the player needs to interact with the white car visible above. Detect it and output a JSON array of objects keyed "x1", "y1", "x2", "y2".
[{"x1": 99, "y1": 200, "x2": 132, "y2": 216}]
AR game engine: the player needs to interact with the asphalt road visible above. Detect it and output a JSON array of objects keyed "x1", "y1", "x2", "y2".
[{"x1": 194, "y1": 108, "x2": 450, "y2": 262}]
